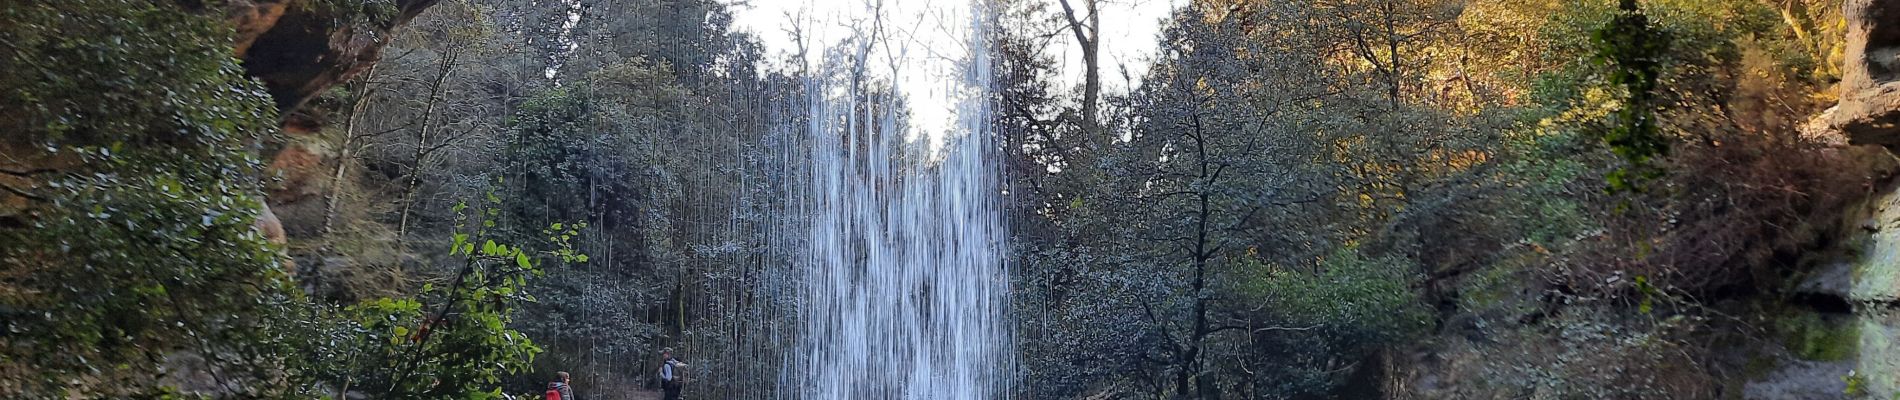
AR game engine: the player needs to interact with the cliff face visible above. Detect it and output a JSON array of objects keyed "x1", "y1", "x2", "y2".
[
  {"x1": 229, "y1": 0, "x2": 440, "y2": 112},
  {"x1": 1833, "y1": 0, "x2": 1900, "y2": 145},
  {"x1": 222, "y1": 0, "x2": 440, "y2": 248},
  {"x1": 0, "y1": 0, "x2": 435, "y2": 231},
  {"x1": 1726, "y1": 2, "x2": 1900, "y2": 398}
]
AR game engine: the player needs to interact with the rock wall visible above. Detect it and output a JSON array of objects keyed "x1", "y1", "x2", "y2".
[
  {"x1": 1744, "y1": 1, "x2": 1900, "y2": 397},
  {"x1": 1, "y1": 1, "x2": 436, "y2": 248},
  {"x1": 1749, "y1": 180, "x2": 1900, "y2": 399},
  {"x1": 1833, "y1": 0, "x2": 1900, "y2": 145},
  {"x1": 228, "y1": 0, "x2": 440, "y2": 112},
  {"x1": 223, "y1": 0, "x2": 440, "y2": 251}
]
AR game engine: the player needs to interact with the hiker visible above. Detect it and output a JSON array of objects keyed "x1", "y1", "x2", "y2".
[
  {"x1": 659, "y1": 348, "x2": 688, "y2": 400},
  {"x1": 546, "y1": 371, "x2": 573, "y2": 400}
]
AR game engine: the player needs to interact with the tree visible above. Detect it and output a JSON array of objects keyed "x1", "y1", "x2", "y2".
[
  {"x1": 1310, "y1": 0, "x2": 1460, "y2": 108},
  {"x1": 1055, "y1": 0, "x2": 1103, "y2": 137},
  {"x1": 0, "y1": 1, "x2": 295, "y2": 394},
  {"x1": 320, "y1": 192, "x2": 584, "y2": 399},
  {"x1": 1117, "y1": 5, "x2": 1343, "y2": 397},
  {"x1": 391, "y1": 0, "x2": 498, "y2": 243},
  {"x1": 1591, "y1": 0, "x2": 1672, "y2": 192}
]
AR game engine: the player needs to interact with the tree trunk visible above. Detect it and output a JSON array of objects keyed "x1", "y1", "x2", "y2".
[
  {"x1": 396, "y1": 50, "x2": 459, "y2": 244},
  {"x1": 1057, "y1": 0, "x2": 1102, "y2": 139},
  {"x1": 1383, "y1": 1, "x2": 1403, "y2": 108},
  {"x1": 1167, "y1": 111, "x2": 1221, "y2": 400},
  {"x1": 320, "y1": 63, "x2": 379, "y2": 237}
]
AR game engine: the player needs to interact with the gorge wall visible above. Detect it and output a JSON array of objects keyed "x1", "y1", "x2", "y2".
[
  {"x1": 0, "y1": 0, "x2": 440, "y2": 249},
  {"x1": 229, "y1": 0, "x2": 441, "y2": 112},
  {"x1": 234, "y1": 0, "x2": 441, "y2": 251},
  {"x1": 1707, "y1": 1, "x2": 1900, "y2": 397},
  {"x1": 1832, "y1": 0, "x2": 1900, "y2": 145}
]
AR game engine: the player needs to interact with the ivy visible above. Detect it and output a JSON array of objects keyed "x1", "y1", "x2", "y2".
[{"x1": 1591, "y1": 0, "x2": 1673, "y2": 193}]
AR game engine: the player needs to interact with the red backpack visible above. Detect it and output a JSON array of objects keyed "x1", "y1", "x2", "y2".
[{"x1": 545, "y1": 386, "x2": 561, "y2": 400}]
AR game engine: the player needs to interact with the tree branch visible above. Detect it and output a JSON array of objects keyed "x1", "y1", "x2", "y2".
[
  {"x1": 0, "y1": 167, "x2": 57, "y2": 177},
  {"x1": 1054, "y1": 0, "x2": 1094, "y2": 46},
  {"x1": 1, "y1": 184, "x2": 45, "y2": 202},
  {"x1": 1208, "y1": 324, "x2": 1321, "y2": 335}
]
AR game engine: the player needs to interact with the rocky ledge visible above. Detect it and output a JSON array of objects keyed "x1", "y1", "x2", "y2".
[
  {"x1": 227, "y1": 0, "x2": 440, "y2": 112},
  {"x1": 1834, "y1": 0, "x2": 1900, "y2": 145}
]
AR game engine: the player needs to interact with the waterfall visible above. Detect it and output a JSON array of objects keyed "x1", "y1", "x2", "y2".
[{"x1": 778, "y1": 1, "x2": 1011, "y2": 398}]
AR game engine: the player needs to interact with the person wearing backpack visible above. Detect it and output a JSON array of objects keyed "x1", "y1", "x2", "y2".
[
  {"x1": 546, "y1": 371, "x2": 573, "y2": 400},
  {"x1": 659, "y1": 348, "x2": 687, "y2": 400}
]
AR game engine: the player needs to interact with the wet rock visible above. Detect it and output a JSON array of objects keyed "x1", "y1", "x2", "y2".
[
  {"x1": 1797, "y1": 261, "x2": 1855, "y2": 303},
  {"x1": 1743, "y1": 358, "x2": 1852, "y2": 400},
  {"x1": 1853, "y1": 309, "x2": 1900, "y2": 396}
]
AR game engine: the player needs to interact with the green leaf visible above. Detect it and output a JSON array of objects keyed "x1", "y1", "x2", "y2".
[
  {"x1": 515, "y1": 252, "x2": 531, "y2": 269},
  {"x1": 450, "y1": 233, "x2": 469, "y2": 254}
]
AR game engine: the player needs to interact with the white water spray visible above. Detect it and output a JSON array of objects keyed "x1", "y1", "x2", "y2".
[{"x1": 780, "y1": 1, "x2": 1011, "y2": 398}]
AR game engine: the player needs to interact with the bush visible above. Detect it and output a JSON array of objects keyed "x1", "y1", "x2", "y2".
[
  {"x1": 1227, "y1": 248, "x2": 1433, "y2": 397},
  {"x1": 0, "y1": 1, "x2": 290, "y2": 395}
]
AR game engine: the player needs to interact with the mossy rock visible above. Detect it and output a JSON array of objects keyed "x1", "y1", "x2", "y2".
[
  {"x1": 1742, "y1": 349, "x2": 1784, "y2": 380},
  {"x1": 1846, "y1": 181, "x2": 1900, "y2": 303},
  {"x1": 1778, "y1": 311, "x2": 1860, "y2": 362},
  {"x1": 1853, "y1": 310, "x2": 1900, "y2": 399}
]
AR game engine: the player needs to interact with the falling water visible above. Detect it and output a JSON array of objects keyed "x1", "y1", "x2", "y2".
[{"x1": 778, "y1": 1, "x2": 1012, "y2": 398}]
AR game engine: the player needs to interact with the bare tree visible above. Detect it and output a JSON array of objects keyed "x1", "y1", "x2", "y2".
[
  {"x1": 1316, "y1": 0, "x2": 1456, "y2": 108},
  {"x1": 390, "y1": 2, "x2": 492, "y2": 244},
  {"x1": 1055, "y1": 0, "x2": 1102, "y2": 137}
]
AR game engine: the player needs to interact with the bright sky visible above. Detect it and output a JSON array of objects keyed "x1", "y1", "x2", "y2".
[{"x1": 729, "y1": 0, "x2": 1180, "y2": 145}]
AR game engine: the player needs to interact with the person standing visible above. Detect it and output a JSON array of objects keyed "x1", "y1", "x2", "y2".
[
  {"x1": 547, "y1": 371, "x2": 574, "y2": 400},
  {"x1": 659, "y1": 348, "x2": 687, "y2": 400}
]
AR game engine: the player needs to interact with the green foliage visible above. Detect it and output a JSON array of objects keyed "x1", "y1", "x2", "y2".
[
  {"x1": 1214, "y1": 249, "x2": 1431, "y2": 397},
  {"x1": 0, "y1": 0, "x2": 1880, "y2": 398},
  {"x1": 0, "y1": 0, "x2": 292, "y2": 395},
  {"x1": 0, "y1": 6, "x2": 583, "y2": 390},
  {"x1": 1844, "y1": 370, "x2": 1866, "y2": 397},
  {"x1": 1635, "y1": 275, "x2": 1658, "y2": 314},
  {"x1": 1592, "y1": 0, "x2": 1674, "y2": 192},
  {"x1": 1236, "y1": 248, "x2": 1432, "y2": 345},
  {"x1": 319, "y1": 190, "x2": 584, "y2": 399},
  {"x1": 1476, "y1": 309, "x2": 1711, "y2": 399},
  {"x1": 1497, "y1": 123, "x2": 1598, "y2": 250},
  {"x1": 1777, "y1": 311, "x2": 1859, "y2": 362}
]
